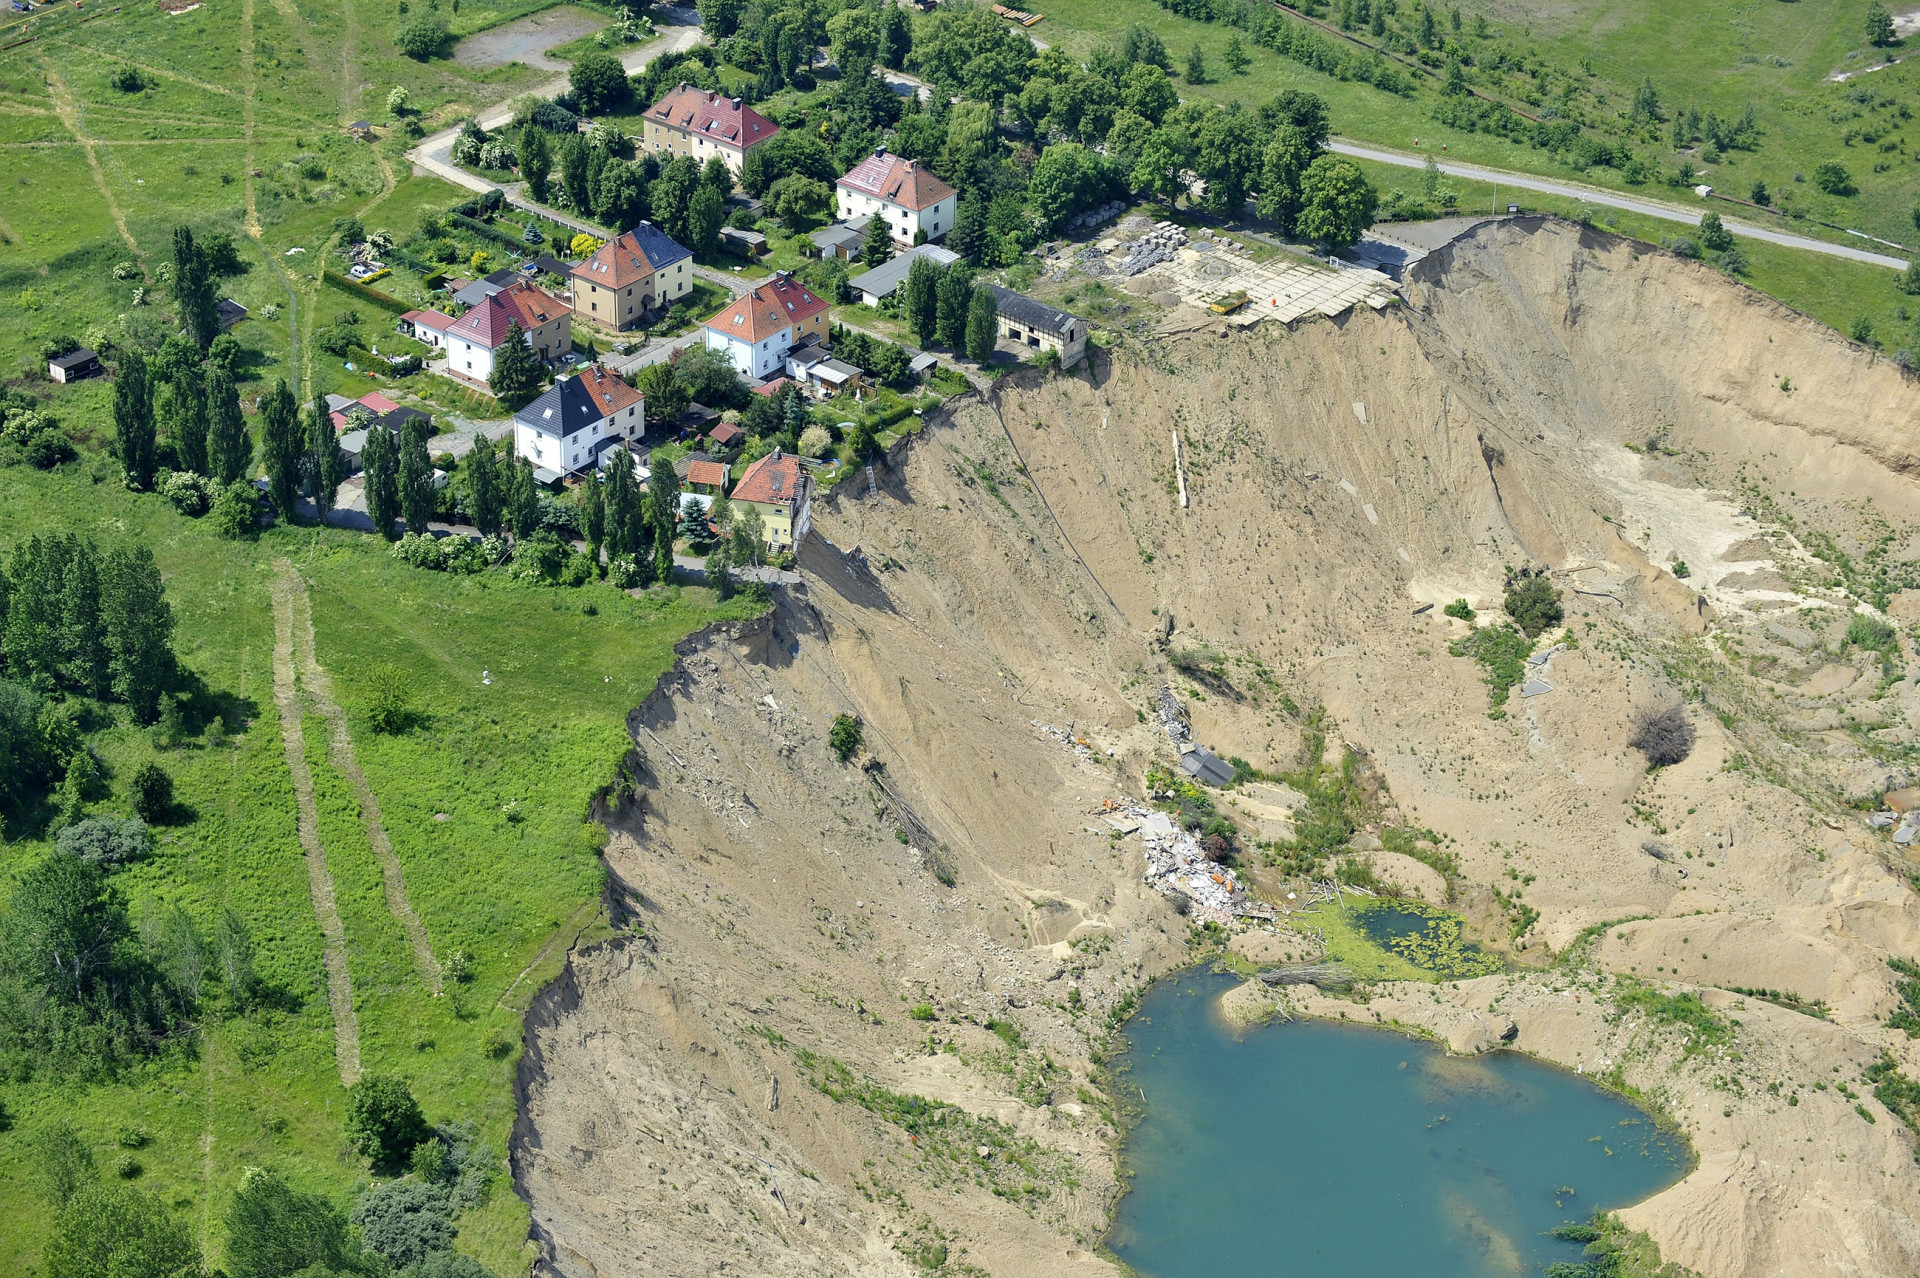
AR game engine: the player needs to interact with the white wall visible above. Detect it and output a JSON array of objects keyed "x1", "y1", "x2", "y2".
[
  {"x1": 705, "y1": 327, "x2": 790, "y2": 381},
  {"x1": 835, "y1": 190, "x2": 957, "y2": 245},
  {"x1": 447, "y1": 333, "x2": 495, "y2": 383}
]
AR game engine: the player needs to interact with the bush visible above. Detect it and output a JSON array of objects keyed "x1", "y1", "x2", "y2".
[
  {"x1": 350, "y1": 1179, "x2": 453, "y2": 1269},
  {"x1": 224, "y1": 1166, "x2": 366, "y2": 1278},
  {"x1": 209, "y1": 482, "x2": 259, "y2": 539},
  {"x1": 344, "y1": 1073, "x2": 430, "y2": 1171},
  {"x1": 1503, "y1": 567, "x2": 1563, "y2": 638},
  {"x1": 1628, "y1": 704, "x2": 1695, "y2": 767},
  {"x1": 830, "y1": 714, "x2": 863, "y2": 762},
  {"x1": 1846, "y1": 615, "x2": 1898, "y2": 652},
  {"x1": 109, "y1": 67, "x2": 145, "y2": 92},
  {"x1": 364, "y1": 663, "x2": 418, "y2": 735},
  {"x1": 396, "y1": 14, "x2": 449, "y2": 60},
  {"x1": 1812, "y1": 162, "x2": 1856, "y2": 196},
  {"x1": 157, "y1": 469, "x2": 215, "y2": 516},
  {"x1": 128, "y1": 763, "x2": 173, "y2": 823},
  {"x1": 1442, "y1": 598, "x2": 1473, "y2": 621},
  {"x1": 391, "y1": 531, "x2": 498, "y2": 574},
  {"x1": 55, "y1": 816, "x2": 152, "y2": 867}
]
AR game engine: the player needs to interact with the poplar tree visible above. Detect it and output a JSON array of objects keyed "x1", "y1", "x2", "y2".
[
  {"x1": 399, "y1": 418, "x2": 436, "y2": 535},
  {"x1": 360, "y1": 423, "x2": 401, "y2": 541},
  {"x1": 504, "y1": 455, "x2": 541, "y2": 540},
  {"x1": 101, "y1": 544, "x2": 175, "y2": 723},
  {"x1": 307, "y1": 393, "x2": 347, "y2": 524},
  {"x1": 646, "y1": 448, "x2": 679, "y2": 583},
  {"x1": 580, "y1": 475, "x2": 607, "y2": 574},
  {"x1": 56, "y1": 538, "x2": 107, "y2": 699},
  {"x1": 1, "y1": 536, "x2": 61, "y2": 690},
  {"x1": 902, "y1": 256, "x2": 942, "y2": 347},
  {"x1": 112, "y1": 350, "x2": 156, "y2": 491},
  {"x1": 935, "y1": 263, "x2": 974, "y2": 349},
  {"x1": 602, "y1": 446, "x2": 641, "y2": 561},
  {"x1": 466, "y1": 437, "x2": 502, "y2": 536},
  {"x1": 206, "y1": 365, "x2": 251, "y2": 485},
  {"x1": 259, "y1": 378, "x2": 305, "y2": 523},
  {"x1": 161, "y1": 365, "x2": 208, "y2": 477},
  {"x1": 965, "y1": 285, "x2": 998, "y2": 363},
  {"x1": 173, "y1": 226, "x2": 221, "y2": 351}
]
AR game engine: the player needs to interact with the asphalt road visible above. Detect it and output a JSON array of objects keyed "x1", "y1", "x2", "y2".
[{"x1": 1331, "y1": 140, "x2": 1910, "y2": 271}]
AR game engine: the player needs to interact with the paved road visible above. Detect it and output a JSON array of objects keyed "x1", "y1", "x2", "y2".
[{"x1": 1331, "y1": 139, "x2": 1910, "y2": 270}]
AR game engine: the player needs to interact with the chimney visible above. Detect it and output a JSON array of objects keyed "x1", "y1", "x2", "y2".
[{"x1": 731, "y1": 97, "x2": 742, "y2": 109}]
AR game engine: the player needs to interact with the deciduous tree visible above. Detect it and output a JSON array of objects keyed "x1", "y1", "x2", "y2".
[
  {"x1": 1295, "y1": 154, "x2": 1378, "y2": 250},
  {"x1": 205, "y1": 365, "x2": 251, "y2": 485},
  {"x1": 259, "y1": 378, "x2": 304, "y2": 523},
  {"x1": 112, "y1": 351, "x2": 156, "y2": 491}
]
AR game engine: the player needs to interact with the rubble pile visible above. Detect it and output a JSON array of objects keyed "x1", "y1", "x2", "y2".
[
  {"x1": 1116, "y1": 222, "x2": 1188, "y2": 276},
  {"x1": 1033, "y1": 718, "x2": 1095, "y2": 761},
  {"x1": 1108, "y1": 805, "x2": 1271, "y2": 925}
]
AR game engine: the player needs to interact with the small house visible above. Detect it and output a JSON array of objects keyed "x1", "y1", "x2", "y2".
[
  {"x1": 216, "y1": 299, "x2": 249, "y2": 330},
  {"x1": 707, "y1": 420, "x2": 745, "y2": 449},
  {"x1": 848, "y1": 244, "x2": 959, "y2": 306},
  {"x1": 730, "y1": 448, "x2": 812, "y2": 551},
  {"x1": 810, "y1": 219, "x2": 868, "y2": 262},
  {"x1": 986, "y1": 285, "x2": 1086, "y2": 369},
  {"x1": 348, "y1": 121, "x2": 375, "y2": 141},
  {"x1": 47, "y1": 348, "x2": 100, "y2": 383},
  {"x1": 784, "y1": 337, "x2": 864, "y2": 400},
  {"x1": 328, "y1": 391, "x2": 431, "y2": 435},
  {"x1": 718, "y1": 226, "x2": 768, "y2": 258},
  {"x1": 398, "y1": 310, "x2": 455, "y2": 349}
]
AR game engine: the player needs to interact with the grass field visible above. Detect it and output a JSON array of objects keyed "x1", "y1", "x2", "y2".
[
  {"x1": 1028, "y1": 0, "x2": 1920, "y2": 252},
  {"x1": 0, "y1": 461, "x2": 759, "y2": 1273}
]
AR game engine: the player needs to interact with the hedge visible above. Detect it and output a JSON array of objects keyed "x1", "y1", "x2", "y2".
[{"x1": 322, "y1": 270, "x2": 410, "y2": 315}]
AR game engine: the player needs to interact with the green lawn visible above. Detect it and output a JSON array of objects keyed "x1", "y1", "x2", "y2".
[{"x1": 0, "y1": 461, "x2": 760, "y2": 1273}]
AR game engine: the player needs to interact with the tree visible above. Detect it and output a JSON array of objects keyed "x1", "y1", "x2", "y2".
[
  {"x1": 1185, "y1": 43, "x2": 1207, "y2": 86},
  {"x1": 902, "y1": 255, "x2": 943, "y2": 346},
  {"x1": 688, "y1": 184, "x2": 724, "y2": 257},
  {"x1": 1812, "y1": 161, "x2": 1856, "y2": 196},
  {"x1": 731, "y1": 502, "x2": 765, "y2": 567},
  {"x1": 1630, "y1": 77, "x2": 1662, "y2": 126},
  {"x1": 5, "y1": 852, "x2": 137, "y2": 1012},
  {"x1": 206, "y1": 365, "x2": 250, "y2": 485},
  {"x1": 504, "y1": 456, "x2": 541, "y2": 541},
  {"x1": 113, "y1": 352, "x2": 159, "y2": 493},
  {"x1": 828, "y1": 6, "x2": 882, "y2": 73},
  {"x1": 648, "y1": 155, "x2": 700, "y2": 245},
  {"x1": 704, "y1": 542, "x2": 733, "y2": 599},
  {"x1": 1131, "y1": 128, "x2": 1188, "y2": 207},
  {"x1": 570, "y1": 51, "x2": 631, "y2": 113},
  {"x1": 965, "y1": 285, "x2": 998, "y2": 362},
  {"x1": 517, "y1": 127, "x2": 553, "y2": 204},
  {"x1": 935, "y1": 264, "x2": 974, "y2": 349},
  {"x1": 172, "y1": 227, "x2": 220, "y2": 351},
  {"x1": 634, "y1": 361, "x2": 689, "y2": 425},
  {"x1": 344, "y1": 1073, "x2": 429, "y2": 1171},
  {"x1": 860, "y1": 213, "x2": 894, "y2": 267},
  {"x1": 1120, "y1": 23, "x2": 1170, "y2": 68},
  {"x1": 1196, "y1": 109, "x2": 1263, "y2": 218},
  {"x1": 556, "y1": 133, "x2": 592, "y2": 213},
  {"x1": 100, "y1": 545, "x2": 174, "y2": 724},
  {"x1": 466, "y1": 437, "x2": 503, "y2": 536},
  {"x1": 1502, "y1": 566, "x2": 1563, "y2": 638},
  {"x1": 399, "y1": 418, "x2": 436, "y2": 535},
  {"x1": 225, "y1": 1167, "x2": 362, "y2": 1278},
  {"x1": 947, "y1": 197, "x2": 987, "y2": 263},
  {"x1": 1028, "y1": 142, "x2": 1110, "y2": 233},
  {"x1": 396, "y1": 12, "x2": 448, "y2": 60},
  {"x1": 647, "y1": 448, "x2": 680, "y2": 583},
  {"x1": 307, "y1": 393, "x2": 346, "y2": 524},
  {"x1": 351, "y1": 1180, "x2": 453, "y2": 1271},
  {"x1": 157, "y1": 364, "x2": 208, "y2": 477},
  {"x1": 880, "y1": 4, "x2": 913, "y2": 68},
  {"x1": 580, "y1": 475, "x2": 607, "y2": 573},
  {"x1": 56, "y1": 815, "x2": 152, "y2": 867},
  {"x1": 1223, "y1": 34, "x2": 1249, "y2": 75},
  {"x1": 1257, "y1": 123, "x2": 1324, "y2": 233},
  {"x1": 44, "y1": 1183, "x2": 201, "y2": 1278},
  {"x1": 1698, "y1": 210, "x2": 1734, "y2": 253},
  {"x1": 128, "y1": 763, "x2": 173, "y2": 824},
  {"x1": 359, "y1": 423, "x2": 401, "y2": 541},
  {"x1": 488, "y1": 321, "x2": 545, "y2": 406},
  {"x1": 1295, "y1": 155, "x2": 1378, "y2": 250},
  {"x1": 1867, "y1": 2, "x2": 1896, "y2": 46},
  {"x1": 259, "y1": 378, "x2": 304, "y2": 523},
  {"x1": 1629, "y1": 704, "x2": 1695, "y2": 767},
  {"x1": 765, "y1": 174, "x2": 832, "y2": 231}
]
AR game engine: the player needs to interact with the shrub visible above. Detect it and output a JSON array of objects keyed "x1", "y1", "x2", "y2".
[
  {"x1": 391, "y1": 531, "x2": 495, "y2": 574},
  {"x1": 344, "y1": 1073, "x2": 430, "y2": 1171},
  {"x1": 158, "y1": 469, "x2": 215, "y2": 516},
  {"x1": 55, "y1": 816, "x2": 152, "y2": 867},
  {"x1": 909, "y1": 1004, "x2": 936, "y2": 1021},
  {"x1": 128, "y1": 763, "x2": 173, "y2": 822},
  {"x1": 209, "y1": 482, "x2": 259, "y2": 539},
  {"x1": 1502, "y1": 567, "x2": 1563, "y2": 638},
  {"x1": 396, "y1": 14, "x2": 449, "y2": 60},
  {"x1": 109, "y1": 67, "x2": 145, "y2": 92},
  {"x1": 1628, "y1": 704, "x2": 1694, "y2": 767},
  {"x1": 830, "y1": 714, "x2": 863, "y2": 761},
  {"x1": 1442, "y1": 598, "x2": 1473, "y2": 621},
  {"x1": 350, "y1": 1179, "x2": 453, "y2": 1268},
  {"x1": 224, "y1": 1166, "x2": 365, "y2": 1278},
  {"x1": 1812, "y1": 162, "x2": 1856, "y2": 196},
  {"x1": 1846, "y1": 615, "x2": 1898, "y2": 652},
  {"x1": 364, "y1": 663, "x2": 417, "y2": 735}
]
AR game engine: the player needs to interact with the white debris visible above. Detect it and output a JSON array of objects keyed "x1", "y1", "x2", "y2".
[{"x1": 1112, "y1": 801, "x2": 1274, "y2": 925}]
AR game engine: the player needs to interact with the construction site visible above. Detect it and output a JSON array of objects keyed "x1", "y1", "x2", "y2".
[{"x1": 511, "y1": 218, "x2": 1920, "y2": 1278}]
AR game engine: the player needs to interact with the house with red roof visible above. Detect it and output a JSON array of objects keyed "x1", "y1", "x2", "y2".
[
  {"x1": 397, "y1": 309, "x2": 455, "y2": 350},
  {"x1": 730, "y1": 449, "x2": 812, "y2": 551},
  {"x1": 641, "y1": 85, "x2": 779, "y2": 177},
  {"x1": 836, "y1": 147, "x2": 958, "y2": 247},
  {"x1": 442, "y1": 281, "x2": 572, "y2": 385},
  {"x1": 702, "y1": 272, "x2": 830, "y2": 380}
]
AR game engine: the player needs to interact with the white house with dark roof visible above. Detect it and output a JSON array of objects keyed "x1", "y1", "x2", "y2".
[
  {"x1": 836, "y1": 148, "x2": 957, "y2": 246},
  {"x1": 512, "y1": 364, "x2": 646, "y2": 479},
  {"x1": 986, "y1": 284, "x2": 1087, "y2": 369}
]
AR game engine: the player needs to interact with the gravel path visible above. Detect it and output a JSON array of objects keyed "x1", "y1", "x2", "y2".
[{"x1": 270, "y1": 560, "x2": 362, "y2": 1086}]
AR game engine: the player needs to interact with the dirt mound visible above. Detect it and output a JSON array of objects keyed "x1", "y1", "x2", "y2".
[{"x1": 515, "y1": 219, "x2": 1920, "y2": 1278}]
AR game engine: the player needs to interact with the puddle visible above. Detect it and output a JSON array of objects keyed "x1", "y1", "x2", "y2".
[
  {"x1": 1107, "y1": 970, "x2": 1690, "y2": 1278},
  {"x1": 453, "y1": 6, "x2": 606, "y2": 70}
]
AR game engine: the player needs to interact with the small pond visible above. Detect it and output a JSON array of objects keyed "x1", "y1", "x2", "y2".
[{"x1": 1108, "y1": 970, "x2": 1689, "y2": 1278}]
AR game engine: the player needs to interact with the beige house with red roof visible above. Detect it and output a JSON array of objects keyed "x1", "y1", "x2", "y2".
[
  {"x1": 836, "y1": 147, "x2": 958, "y2": 246},
  {"x1": 730, "y1": 449, "x2": 811, "y2": 551},
  {"x1": 641, "y1": 86, "x2": 779, "y2": 176},
  {"x1": 702, "y1": 272, "x2": 830, "y2": 380},
  {"x1": 568, "y1": 223, "x2": 694, "y2": 332},
  {"x1": 444, "y1": 281, "x2": 572, "y2": 384}
]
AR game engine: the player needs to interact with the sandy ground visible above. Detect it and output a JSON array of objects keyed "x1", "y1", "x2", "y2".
[
  {"x1": 452, "y1": 6, "x2": 609, "y2": 71},
  {"x1": 512, "y1": 219, "x2": 1920, "y2": 1278}
]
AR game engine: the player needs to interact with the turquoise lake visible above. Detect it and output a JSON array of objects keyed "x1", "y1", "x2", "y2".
[{"x1": 1108, "y1": 971, "x2": 1690, "y2": 1277}]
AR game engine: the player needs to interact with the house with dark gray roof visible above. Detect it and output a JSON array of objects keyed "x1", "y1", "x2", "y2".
[{"x1": 986, "y1": 284, "x2": 1086, "y2": 369}]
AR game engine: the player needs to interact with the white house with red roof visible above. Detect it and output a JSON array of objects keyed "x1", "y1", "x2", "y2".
[
  {"x1": 836, "y1": 147, "x2": 958, "y2": 247},
  {"x1": 397, "y1": 309, "x2": 455, "y2": 350},
  {"x1": 702, "y1": 272, "x2": 830, "y2": 381},
  {"x1": 641, "y1": 85, "x2": 779, "y2": 176},
  {"x1": 443, "y1": 281, "x2": 572, "y2": 385}
]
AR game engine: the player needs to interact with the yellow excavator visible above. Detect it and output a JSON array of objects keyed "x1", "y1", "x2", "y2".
[{"x1": 1208, "y1": 290, "x2": 1248, "y2": 315}]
